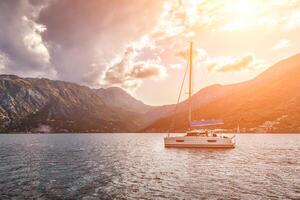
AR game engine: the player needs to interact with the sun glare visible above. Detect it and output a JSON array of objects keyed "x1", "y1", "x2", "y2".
[
  {"x1": 224, "y1": 0, "x2": 259, "y2": 17},
  {"x1": 168, "y1": 0, "x2": 265, "y2": 32},
  {"x1": 221, "y1": 0, "x2": 262, "y2": 31}
]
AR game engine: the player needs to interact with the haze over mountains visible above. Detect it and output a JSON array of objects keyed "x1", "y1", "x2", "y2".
[
  {"x1": 0, "y1": 54, "x2": 299, "y2": 133},
  {"x1": 146, "y1": 54, "x2": 300, "y2": 133}
]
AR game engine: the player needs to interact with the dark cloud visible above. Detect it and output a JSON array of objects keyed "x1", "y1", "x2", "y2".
[
  {"x1": 0, "y1": 0, "x2": 53, "y2": 77},
  {"x1": 38, "y1": 0, "x2": 161, "y2": 48},
  {"x1": 0, "y1": 0, "x2": 162, "y2": 87},
  {"x1": 37, "y1": 0, "x2": 162, "y2": 86}
]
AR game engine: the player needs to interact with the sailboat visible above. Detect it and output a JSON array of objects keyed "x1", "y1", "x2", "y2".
[{"x1": 164, "y1": 42, "x2": 236, "y2": 148}]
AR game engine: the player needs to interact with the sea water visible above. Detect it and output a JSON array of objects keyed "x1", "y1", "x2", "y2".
[{"x1": 0, "y1": 134, "x2": 299, "y2": 199}]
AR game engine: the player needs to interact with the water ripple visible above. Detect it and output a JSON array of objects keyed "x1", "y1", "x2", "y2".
[{"x1": 0, "y1": 134, "x2": 299, "y2": 199}]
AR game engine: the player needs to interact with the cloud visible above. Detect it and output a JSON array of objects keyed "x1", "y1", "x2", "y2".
[
  {"x1": 102, "y1": 46, "x2": 166, "y2": 90},
  {"x1": 170, "y1": 64, "x2": 182, "y2": 69},
  {"x1": 272, "y1": 39, "x2": 290, "y2": 50},
  {"x1": 0, "y1": 0, "x2": 53, "y2": 77},
  {"x1": 22, "y1": 16, "x2": 50, "y2": 64},
  {"x1": 284, "y1": 10, "x2": 300, "y2": 31},
  {"x1": 130, "y1": 62, "x2": 166, "y2": 78},
  {"x1": 81, "y1": 63, "x2": 104, "y2": 87},
  {"x1": 99, "y1": 0, "x2": 197, "y2": 89},
  {"x1": 175, "y1": 47, "x2": 207, "y2": 61},
  {"x1": 0, "y1": 0, "x2": 163, "y2": 88},
  {"x1": 35, "y1": 0, "x2": 162, "y2": 87},
  {"x1": 1, "y1": 0, "x2": 298, "y2": 96},
  {"x1": 0, "y1": 52, "x2": 10, "y2": 71},
  {"x1": 99, "y1": 5, "x2": 217, "y2": 89},
  {"x1": 207, "y1": 54, "x2": 260, "y2": 72},
  {"x1": 38, "y1": 0, "x2": 161, "y2": 48}
]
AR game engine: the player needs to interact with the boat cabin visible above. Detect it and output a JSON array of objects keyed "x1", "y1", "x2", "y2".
[{"x1": 185, "y1": 130, "x2": 219, "y2": 137}]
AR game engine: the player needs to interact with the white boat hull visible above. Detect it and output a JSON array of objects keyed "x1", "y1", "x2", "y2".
[{"x1": 164, "y1": 135, "x2": 235, "y2": 148}]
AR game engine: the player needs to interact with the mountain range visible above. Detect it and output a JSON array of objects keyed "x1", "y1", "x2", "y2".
[
  {"x1": 0, "y1": 75, "x2": 150, "y2": 132},
  {"x1": 0, "y1": 54, "x2": 299, "y2": 133},
  {"x1": 145, "y1": 54, "x2": 300, "y2": 133}
]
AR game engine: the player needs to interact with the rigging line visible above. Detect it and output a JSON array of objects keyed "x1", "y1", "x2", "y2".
[{"x1": 168, "y1": 61, "x2": 189, "y2": 134}]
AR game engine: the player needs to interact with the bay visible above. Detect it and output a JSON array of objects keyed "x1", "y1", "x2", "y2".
[{"x1": 0, "y1": 134, "x2": 299, "y2": 199}]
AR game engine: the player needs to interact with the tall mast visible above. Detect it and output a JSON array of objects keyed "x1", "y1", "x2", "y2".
[{"x1": 188, "y1": 41, "x2": 193, "y2": 129}]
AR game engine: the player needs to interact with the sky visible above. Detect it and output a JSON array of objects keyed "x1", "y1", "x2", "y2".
[{"x1": 0, "y1": 0, "x2": 300, "y2": 105}]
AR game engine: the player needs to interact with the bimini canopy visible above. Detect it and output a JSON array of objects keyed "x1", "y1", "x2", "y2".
[{"x1": 190, "y1": 120, "x2": 224, "y2": 127}]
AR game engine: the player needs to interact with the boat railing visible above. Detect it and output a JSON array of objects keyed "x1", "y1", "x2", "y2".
[{"x1": 231, "y1": 135, "x2": 236, "y2": 143}]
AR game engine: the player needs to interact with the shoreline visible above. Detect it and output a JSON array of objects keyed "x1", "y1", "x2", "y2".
[{"x1": 0, "y1": 132, "x2": 300, "y2": 134}]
